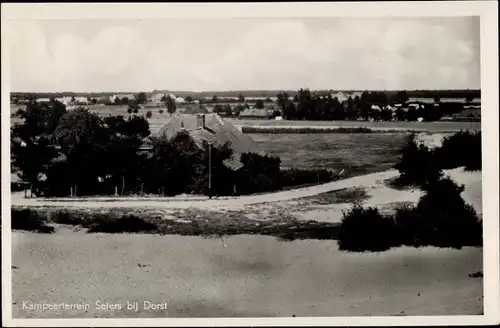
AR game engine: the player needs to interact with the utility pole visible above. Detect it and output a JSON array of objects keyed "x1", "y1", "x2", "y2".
[{"x1": 208, "y1": 142, "x2": 212, "y2": 197}]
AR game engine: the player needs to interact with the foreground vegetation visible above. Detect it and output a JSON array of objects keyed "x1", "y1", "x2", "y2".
[
  {"x1": 338, "y1": 176, "x2": 482, "y2": 252},
  {"x1": 11, "y1": 207, "x2": 341, "y2": 241},
  {"x1": 339, "y1": 129, "x2": 482, "y2": 252},
  {"x1": 394, "y1": 130, "x2": 481, "y2": 187}
]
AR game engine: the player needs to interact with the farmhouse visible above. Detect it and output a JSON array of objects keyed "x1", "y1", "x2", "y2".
[
  {"x1": 331, "y1": 91, "x2": 349, "y2": 103},
  {"x1": 156, "y1": 113, "x2": 261, "y2": 170},
  {"x1": 150, "y1": 93, "x2": 165, "y2": 103}
]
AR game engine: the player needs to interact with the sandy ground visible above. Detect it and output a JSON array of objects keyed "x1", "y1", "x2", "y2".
[
  {"x1": 11, "y1": 233, "x2": 483, "y2": 318},
  {"x1": 286, "y1": 167, "x2": 482, "y2": 224}
]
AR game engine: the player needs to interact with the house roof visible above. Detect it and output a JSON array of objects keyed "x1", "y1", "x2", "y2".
[
  {"x1": 157, "y1": 113, "x2": 262, "y2": 170},
  {"x1": 331, "y1": 92, "x2": 349, "y2": 103}
]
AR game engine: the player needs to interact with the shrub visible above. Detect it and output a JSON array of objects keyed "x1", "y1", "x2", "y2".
[
  {"x1": 338, "y1": 205, "x2": 397, "y2": 252},
  {"x1": 127, "y1": 108, "x2": 133, "y2": 114},
  {"x1": 394, "y1": 134, "x2": 443, "y2": 187},
  {"x1": 159, "y1": 109, "x2": 164, "y2": 114},
  {"x1": 394, "y1": 177, "x2": 482, "y2": 248},
  {"x1": 434, "y1": 130, "x2": 481, "y2": 171},
  {"x1": 87, "y1": 215, "x2": 157, "y2": 233},
  {"x1": 11, "y1": 208, "x2": 54, "y2": 233},
  {"x1": 414, "y1": 177, "x2": 482, "y2": 247},
  {"x1": 133, "y1": 108, "x2": 139, "y2": 114},
  {"x1": 146, "y1": 111, "x2": 152, "y2": 118},
  {"x1": 278, "y1": 168, "x2": 337, "y2": 189}
]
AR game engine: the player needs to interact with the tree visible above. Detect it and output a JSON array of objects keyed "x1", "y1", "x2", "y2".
[
  {"x1": 465, "y1": 95, "x2": 474, "y2": 104},
  {"x1": 434, "y1": 96, "x2": 441, "y2": 104},
  {"x1": 135, "y1": 92, "x2": 148, "y2": 105},
  {"x1": 51, "y1": 109, "x2": 110, "y2": 196},
  {"x1": 11, "y1": 101, "x2": 64, "y2": 195},
  {"x1": 396, "y1": 90, "x2": 409, "y2": 104},
  {"x1": 214, "y1": 104, "x2": 224, "y2": 114},
  {"x1": 146, "y1": 111, "x2": 152, "y2": 119},
  {"x1": 150, "y1": 131, "x2": 202, "y2": 195},
  {"x1": 255, "y1": 99, "x2": 264, "y2": 109},
  {"x1": 394, "y1": 134, "x2": 443, "y2": 187},
  {"x1": 185, "y1": 96, "x2": 193, "y2": 103},
  {"x1": 276, "y1": 92, "x2": 289, "y2": 112},
  {"x1": 165, "y1": 95, "x2": 177, "y2": 114},
  {"x1": 159, "y1": 109, "x2": 164, "y2": 114},
  {"x1": 121, "y1": 97, "x2": 130, "y2": 105},
  {"x1": 238, "y1": 94, "x2": 245, "y2": 102},
  {"x1": 212, "y1": 95, "x2": 218, "y2": 103},
  {"x1": 127, "y1": 108, "x2": 133, "y2": 114}
]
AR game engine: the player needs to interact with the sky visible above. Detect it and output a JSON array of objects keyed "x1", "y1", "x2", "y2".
[{"x1": 9, "y1": 17, "x2": 480, "y2": 92}]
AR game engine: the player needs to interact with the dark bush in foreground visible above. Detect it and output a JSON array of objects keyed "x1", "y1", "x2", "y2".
[
  {"x1": 341, "y1": 177, "x2": 482, "y2": 252},
  {"x1": 434, "y1": 130, "x2": 481, "y2": 171},
  {"x1": 11, "y1": 209, "x2": 54, "y2": 233},
  {"x1": 87, "y1": 215, "x2": 158, "y2": 233},
  {"x1": 338, "y1": 205, "x2": 397, "y2": 252},
  {"x1": 411, "y1": 177, "x2": 482, "y2": 247},
  {"x1": 394, "y1": 134, "x2": 443, "y2": 187}
]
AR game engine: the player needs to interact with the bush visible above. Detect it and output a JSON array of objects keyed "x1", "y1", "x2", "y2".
[
  {"x1": 87, "y1": 215, "x2": 157, "y2": 233},
  {"x1": 394, "y1": 177, "x2": 482, "y2": 248},
  {"x1": 434, "y1": 130, "x2": 481, "y2": 171},
  {"x1": 278, "y1": 168, "x2": 337, "y2": 189},
  {"x1": 11, "y1": 208, "x2": 54, "y2": 233},
  {"x1": 338, "y1": 205, "x2": 397, "y2": 252},
  {"x1": 133, "y1": 108, "x2": 139, "y2": 114},
  {"x1": 145, "y1": 111, "x2": 152, "y2": 118},
  {"x1": 159, "y1": 109, "x2": 164, "y2": 114},
  {"x1": 394, "y1": 134, "x2": 443, "y2": 187},
  {"x1": 127, "y1": 108, "x2": 133, "y2": 114}
]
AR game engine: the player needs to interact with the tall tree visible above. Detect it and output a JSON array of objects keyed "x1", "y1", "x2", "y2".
[
  {"x1": 135, "y1": 92, "x2": 148, "y2": 105},
  {"x1": 165, "y1": 95, "x2": 177, "y2": 114}
]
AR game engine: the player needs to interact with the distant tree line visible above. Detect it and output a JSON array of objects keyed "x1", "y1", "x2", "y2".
[{"x1": 274, "y1": 89, "x2": 477, "y2": 122}]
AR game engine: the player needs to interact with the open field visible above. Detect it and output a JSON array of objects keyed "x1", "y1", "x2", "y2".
[
  {"x1": 252, "y1": 133, "x2": 408, "y2": 173},
  {"x1": 12, "y1": 232, "x2": 483, "y2": 318}
]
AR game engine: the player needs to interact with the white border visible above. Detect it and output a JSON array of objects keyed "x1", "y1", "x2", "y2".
[{"x1": 1, "y1": 2, "x2": 499, "y2": 327}]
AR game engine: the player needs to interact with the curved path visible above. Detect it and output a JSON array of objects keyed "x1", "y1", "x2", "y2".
[{"x1": 11, "y1": 170, "x2": 400, "y2": 210}]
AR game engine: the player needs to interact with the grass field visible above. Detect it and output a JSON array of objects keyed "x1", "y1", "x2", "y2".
[
  {"x1": 252, "y1": 133, "x2": 408, "y2": 175},
  {"x1": 12, "y1": 232, "x2": 483, "y2": 318}
]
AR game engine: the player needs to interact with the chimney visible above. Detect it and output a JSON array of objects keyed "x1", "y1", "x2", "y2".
[{"x1": 197, "y1": 114, "x2": 205, "y2": 129}]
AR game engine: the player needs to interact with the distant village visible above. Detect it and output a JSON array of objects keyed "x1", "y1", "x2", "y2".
[{"x1": 11, "y1": 89, "x2": 481, "y2": 122}]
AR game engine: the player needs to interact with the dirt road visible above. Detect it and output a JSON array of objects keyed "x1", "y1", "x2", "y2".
[{"x1": 11, "y1": 170, "x2": 400, "y2": 210}]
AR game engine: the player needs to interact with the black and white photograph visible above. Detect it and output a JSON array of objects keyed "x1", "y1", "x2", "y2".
[{"x1": 1, "y1": 2, "x2": 499, "y2": 327}]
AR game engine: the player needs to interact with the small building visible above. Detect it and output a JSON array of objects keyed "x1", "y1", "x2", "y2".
[
  {"x1": 239, "y1": 108, "x2": 272, "y2": 119},
  {"x1": 150, "y1": 93, "x2": 166, "y2": 103},
  {"x1": 35, "y1": 98, "x2": 51, "y2": 104}
]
